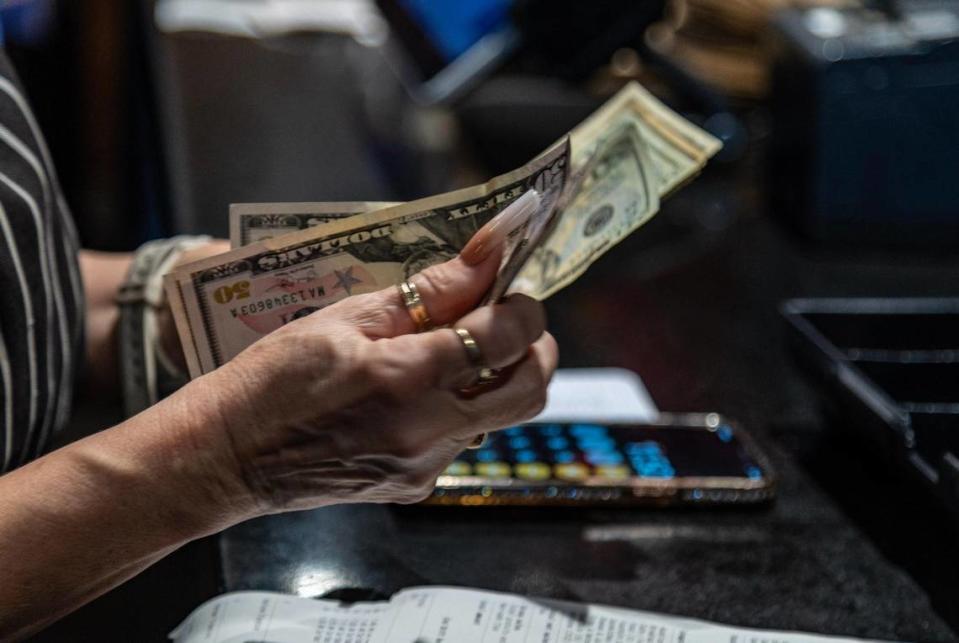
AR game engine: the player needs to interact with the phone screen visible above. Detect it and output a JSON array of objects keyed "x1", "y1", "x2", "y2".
[{"x1": 441, "y1": 420, "x2": 768, "y2": 485}]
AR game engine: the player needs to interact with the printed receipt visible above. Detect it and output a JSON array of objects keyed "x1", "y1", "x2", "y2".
[{"x1": 170, "y1": 586, "x2": 887, "y2": 643}]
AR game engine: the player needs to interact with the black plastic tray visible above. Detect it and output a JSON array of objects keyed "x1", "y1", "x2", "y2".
[{"x1": 781, "y1": 298, "x2": 959, "y2": 520}]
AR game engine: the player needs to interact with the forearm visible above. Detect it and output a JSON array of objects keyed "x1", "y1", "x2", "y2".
[
  {"x1": 78, "y1": 250, "x2": 132, "y2": 395},
  {"x1": 0, "y1": 374, "x2": 254, "y2": 640}
]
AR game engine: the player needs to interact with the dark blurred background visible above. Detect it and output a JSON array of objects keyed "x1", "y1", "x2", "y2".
[
  {"x1": 12, "y1": 1, "x2": 959, "y2": 640},
  {"x1": 8, "y1": 0, "x2": 959, "y2": 249}
]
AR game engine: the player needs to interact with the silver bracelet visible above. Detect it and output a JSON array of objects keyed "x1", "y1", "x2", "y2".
[{"x1": 116, "y1": 235, "x2": 210, "y2": 417}]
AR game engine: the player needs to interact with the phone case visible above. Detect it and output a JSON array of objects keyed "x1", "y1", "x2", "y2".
[{"x1": 424, "y1": 413, "x2": 777, "y2": 507}]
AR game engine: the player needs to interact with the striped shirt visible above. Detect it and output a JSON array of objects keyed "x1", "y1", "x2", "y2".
[{"x1": 0, "y1": 49, "x2": 84, "y2": 473}]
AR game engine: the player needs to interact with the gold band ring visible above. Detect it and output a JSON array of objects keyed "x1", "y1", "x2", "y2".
[
  {"x1": 398, "y1": 280, "x2": 431, "y2": 332},
  {"x1": 453, "y1": 328, "x2": 498, "y2": 385},
  {"x1": 454, "y1": 327, "x2": 497, "y2": 449},
  {"x1": 454, "y1": 327, "x2": 483, "y2": 367}
]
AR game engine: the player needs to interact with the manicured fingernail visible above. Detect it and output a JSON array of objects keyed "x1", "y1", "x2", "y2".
[
  {"x1": 461, "y1": 224, "x2": 499, "y2": 266},
  {"x1": 461, "y1": 190, "x2": 541, "y2": 265}
]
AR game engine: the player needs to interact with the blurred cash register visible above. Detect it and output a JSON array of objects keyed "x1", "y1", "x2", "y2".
[
  {"x1": 772, "y1": 4, "x2": 959, "y2": 524},
  {"x1": 769, "y1": 1, "x2": 959, "y2": 245}
]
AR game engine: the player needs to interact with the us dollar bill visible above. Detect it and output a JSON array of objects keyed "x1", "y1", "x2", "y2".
[
  {"x1": 511, "y1": 117, "x2": 659, "y2": 299},
  {"x1": 168, "y1": 82, "x2": 721, "y2": 377},
  {"x1": 229, "y1": 202, "x2": 400, "y2": 248},
  {"x1": 511, "y1": 82, "x2": 722, "y2": 299},
  {"x1": 229, "y1": 82, "x2": 718, "y2": 226},
  {"x1": 228, "y1": 83, "x2": 722, "y2": 299},
  {"x1": 166, "y1": 140, "x2": 569, "y2": 377},
  {"x1": 570, "y1": 81, "x2": 722, "y2": 196}
]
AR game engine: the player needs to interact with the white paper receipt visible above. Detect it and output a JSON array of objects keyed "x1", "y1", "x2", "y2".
[
  {"x1": 533, "y1": 367, "x2": 659, "y2": 424},
  {"x1": 170, "y1": 586, "x2": 891, "y2": 643}
]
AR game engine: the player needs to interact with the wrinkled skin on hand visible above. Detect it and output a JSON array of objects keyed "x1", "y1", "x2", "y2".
[{"x1": 197, "y1": 245, "x2": 558, "y2": 516}]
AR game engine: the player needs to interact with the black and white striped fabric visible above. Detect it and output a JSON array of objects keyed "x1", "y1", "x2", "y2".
[{"x1": 0, "y1": 50, "x2": 84, "y2": 474}]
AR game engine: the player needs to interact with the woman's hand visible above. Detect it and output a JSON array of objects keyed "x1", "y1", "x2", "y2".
[
  {"x1": 0, "y1": 235, "x2": 556, "y2": 639},
  {"x1": 190, "y1": 243, "x2": 558, "y2": 517}
]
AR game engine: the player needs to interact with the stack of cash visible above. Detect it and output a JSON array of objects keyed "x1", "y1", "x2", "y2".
[{"x1": 165, "y1": 82, "x2": 722, "y2": 378}]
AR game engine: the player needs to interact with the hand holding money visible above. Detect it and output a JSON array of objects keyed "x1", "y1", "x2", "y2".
[
  {"x1": 193, "y1": 243, "x2": 556, "y2": 512},
  {"x1": 167, "y1": 82, "x2": 721, "y2": 378}
]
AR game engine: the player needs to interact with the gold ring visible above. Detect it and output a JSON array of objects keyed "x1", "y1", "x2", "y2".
[
  {"x1": 398, "y1": 280, "x2": 431, "y2": 332},
  {"x1": 454, "y1": 327, "x2": 484, "y2": 367},
  {"x1": 454, "y1": 328, "x2": 494, "y2": 449},
  {"x1": 467, "y1": 433, "x2": 488, "y2": 450},
  {"x1": 453, "y1": 328, "x2": 500, "y2": 389}
]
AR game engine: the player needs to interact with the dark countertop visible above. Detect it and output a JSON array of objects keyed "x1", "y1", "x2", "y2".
[
  {"x1": 39, "y1": 169, "x2": 959, "y2": 642},
  {"x1": 216, "y1": 177, "x2": 959, "y2": 643}
]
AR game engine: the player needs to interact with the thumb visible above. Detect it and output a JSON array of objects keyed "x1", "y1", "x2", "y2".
[
  {"x1": 328, "y1": 243, "x2": 503, "y2": 339},
  {"x1": 323, "y1": 191, "x2": 541, "y2": 337}
]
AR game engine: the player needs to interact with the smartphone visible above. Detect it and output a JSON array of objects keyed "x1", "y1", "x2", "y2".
[{"x1": 426, "y1": 413, "x2": 777, "y2": 507}]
